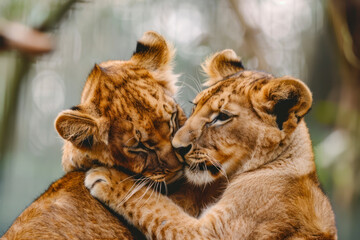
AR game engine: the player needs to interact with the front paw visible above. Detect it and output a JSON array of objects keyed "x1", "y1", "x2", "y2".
[
  {"x1": 85, "y1": 167, "x2": 114, "y2": 202},
  {"x1": 85, "y1": 167, "x2": 132, "y2": 201}
]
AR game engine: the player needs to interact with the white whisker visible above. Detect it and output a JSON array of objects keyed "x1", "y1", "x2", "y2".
[
  {"x1": 118, "y1": 181, "x2": 137, "y2": 206},
  {"x1": 143, "y1": 181, "x2": 156, "y2": 205},
  {"x1": 207, "y1": 157, "x2": 229, "y2": 184},
  {"x1": 175, "y1": 81, "x2": 187, "y2": 100},
  {"x1": 120, "y1": 178, "x2": 148, "y2": 205},
  {"x1": 188, "y1": 72, "x2": 203, "y2": 93},
  {"x1": 180, "y1": 80, "x2": 200, "y2": 95},
  {"x1": 137, "y1": 180, "x2": 154, "y2": 207},
  {"x1": 195, "y1": 69, "x2": 204, "y2": 90},
  {"x1": 118, "y1": 174, "x2": 135, "y2": 184}
]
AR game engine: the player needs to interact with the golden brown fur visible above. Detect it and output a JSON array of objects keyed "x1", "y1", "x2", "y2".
[
  {"x1": 55, "y1": 31, "x2": 184, "y2": 181},
  {"x1": 1, "y1": 171, "x2": 137, "y2": 240},
  {"x1": 86, "y1": 49, "x2": 337, "y2": 239},
  {"x1": 2, "y1": 32, "x2": 220, "y2": 239}
]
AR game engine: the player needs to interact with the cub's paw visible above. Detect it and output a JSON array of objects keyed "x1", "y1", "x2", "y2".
[
  {"x1": 85, "y1": 167, "x2": 134, "y2": 205},
  {"x1": 85, "y1": 167, "x2": 113, "y2": 201}
]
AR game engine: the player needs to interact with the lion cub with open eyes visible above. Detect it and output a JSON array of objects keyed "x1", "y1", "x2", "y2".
[{"x1": 86, "y1": 49, "x2": 337, "y2": 239}]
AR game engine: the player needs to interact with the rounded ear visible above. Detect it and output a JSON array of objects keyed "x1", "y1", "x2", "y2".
[
  {"x1": 202, "y1": 49, "x2": 244, "y2": 86},
  {"x1": 251, "y1": 77, "x2": 312, "y2": 133},
  {"x1": 131, "y1": 31, "x2": 178, "y2": 96},
  {"x1": 55, "y1": 110, "x2": 108, "y2": 150},
  {"x1": 131, "y1": 31, "x2": 175, "y2": 71}
]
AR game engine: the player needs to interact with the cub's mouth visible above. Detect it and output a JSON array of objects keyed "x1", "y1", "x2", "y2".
[
  {"x1": 143, "y1": 169, "x2": 183, "y2": 184},
  {"x1": 185, "y1": 160, "x2": 221, "y2": 176}
]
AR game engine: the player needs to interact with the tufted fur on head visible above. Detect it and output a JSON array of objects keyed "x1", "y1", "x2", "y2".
[
  {"x1": 54, "y1": 31, "x2": 185, "y2": 181},
  {"x1": 202, "y1": 49, "x2": 244, "y2": 86},
  {"x1": 84, "y1": 49, "x2": 337, "y2": 240},
  {"x1": 131, "y1": 31, "x2": 178, "y2": 95},
  {"x1": 3, "y1": 32, "x2": 220, "y2": 240}
]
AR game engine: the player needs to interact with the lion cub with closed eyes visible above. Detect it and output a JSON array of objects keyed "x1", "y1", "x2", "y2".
[
  {"x1": 86, "y1": 49, "x2": 337, "y2": 240},
  {"x1": 2, "y1": 32, "x2": 225, "y2": 240}
]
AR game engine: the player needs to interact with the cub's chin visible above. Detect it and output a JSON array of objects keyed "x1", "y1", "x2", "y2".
[{"x1": 184, "y1": 167, "x2": 215, "y2": 186}]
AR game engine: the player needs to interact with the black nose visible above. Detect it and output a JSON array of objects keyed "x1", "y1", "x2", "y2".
[{"x1": 175, "y1": 144, "x2": 192, "y2": 157}]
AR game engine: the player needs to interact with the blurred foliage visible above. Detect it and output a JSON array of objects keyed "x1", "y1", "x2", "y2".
[{"x1": 0, "y1": 0, "x2": 359, "y2": 239}]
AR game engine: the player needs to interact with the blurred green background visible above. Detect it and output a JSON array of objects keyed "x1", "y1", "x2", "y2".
[{"x1": 0, "y1": 0, "x2": 359, "y2": 239}]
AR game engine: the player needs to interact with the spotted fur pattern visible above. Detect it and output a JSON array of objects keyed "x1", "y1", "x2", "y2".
[
  {"x1": 56, "y1": 31, "x2": 184, "y2": 182},
  {"x1": 86, "y1": 49, "x2": 337, "y2": 240},
  {"x1": 2, "y1": 32, "x2": 219, "y2": 240}
]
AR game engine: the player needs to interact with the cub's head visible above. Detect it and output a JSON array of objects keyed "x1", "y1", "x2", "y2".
[
  {"x1": 172, "y1": 49, "x2": 312, "y2": 185},
  {"x1": 55, "y1": 31, "x2": 186, "y2": 183}
]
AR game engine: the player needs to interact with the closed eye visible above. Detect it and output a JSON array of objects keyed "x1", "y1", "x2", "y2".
[{"x1": 128, "y1": 141, "x2": 150, "y2": 153}]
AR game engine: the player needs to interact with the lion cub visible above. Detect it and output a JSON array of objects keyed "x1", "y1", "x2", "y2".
[
  {"x1": 86, "y1": 49, "x2": 337, "y2": 239},
  {"x1": 2, "y1": 32, "x2": 217, "y2": 240}
]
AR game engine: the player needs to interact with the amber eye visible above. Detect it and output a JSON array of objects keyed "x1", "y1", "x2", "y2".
[
  {"x1": 217, "y1": 112, "x2": 231, "y2": 121},
  {"x1": 210, "y1": 111, "x2": 233, "y2": 126}
]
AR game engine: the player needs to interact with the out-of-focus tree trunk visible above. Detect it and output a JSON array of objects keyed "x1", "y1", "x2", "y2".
[
  {"x1": 329, "y1": 0, "x2": 360, "y2": 238},
  {"x1": 0, "y1": 0, "x2": 78, "y2": 164}
]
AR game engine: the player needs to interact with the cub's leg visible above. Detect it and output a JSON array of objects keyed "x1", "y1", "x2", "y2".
[{"x1": 85, "y1": 167, "x2": 236, "y2": 240}]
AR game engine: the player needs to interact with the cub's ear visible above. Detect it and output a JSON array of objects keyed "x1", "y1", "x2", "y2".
[
  {"x1": 251, "y1": 77, "x2": 312, "y2": 133},
  {"x1": 131, "y1": 31, "x2": 178, "y2": 96},
  {"x1": 131, "y1": 31, "x2": 174, "y2": 71},
  {"x1": 202, "y1": 49, "x2": 244, "y2": 86},
  {"x1": 55, "y1": 109, "x2": 109, "y2": 150}
]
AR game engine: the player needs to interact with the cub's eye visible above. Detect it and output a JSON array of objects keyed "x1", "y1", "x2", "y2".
[
  {"x1": 210, "y1": 111, "x2": 233, "y2": 126},
  {"x1": 136, "y1": 142, "x2": 148, "y2": 150},
  {"x1": 217, "y1": 112, "x2": 231, "y2": 121},
  {"x1": 128, "y1": 141, "x2": 149, "y2": 154}
]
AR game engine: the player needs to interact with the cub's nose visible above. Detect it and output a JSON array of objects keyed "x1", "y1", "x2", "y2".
[
  {"x1": 172, "y1": 129, "x2": 193, "y2": 158},
  {"x1": 174, "y1": 144, "x2": 192, "y2": 158}
]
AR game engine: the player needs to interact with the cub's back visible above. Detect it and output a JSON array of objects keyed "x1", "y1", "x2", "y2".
[{"x1": 1, "y1": 171, "x2": 145, "y2": 240}]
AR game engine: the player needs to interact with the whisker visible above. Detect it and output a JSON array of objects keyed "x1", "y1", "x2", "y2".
[
  {"x1": 124, "y1": 136, "x2": 136, "y2": 146},
  {"x1": 137, "y1": 180, "x2": 154, "y2": 207},
  {"x1": 185, "y1": 73, "x2": 201, "y2": 92},
  {"x1": 207, "y1": 157, "x2": 229, "y2": 184},
  {"x1": 188, "y1": 72, "x2": 203, "y2": 93},
  {"x1": 118, "y1": 181, "x2": 137, "y2": 206},
  {"x1": 180, "y1": 80, "x2": 200, "y2": 95},
  {"x1": 195, "y1": 69, "x2": 204, "y2": 89},
  {"x1": 189, "y1": 162, "x2": 197, "y2": 171},
  {"x1": 143, "y1": 181, "x2": 156, "y2": 205},
  {"x1": 120, "y1": 178, "x2": 148, "y2": 204},
  {"x1": 175, "y1": 81, "x2": 187, "y2": 101},
  {"x1": 118, "y1": 174, "x2": 135, "y2": 184},
  {"x1": 163, "y1": 180, "x2": 168, "y2": 196}
]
